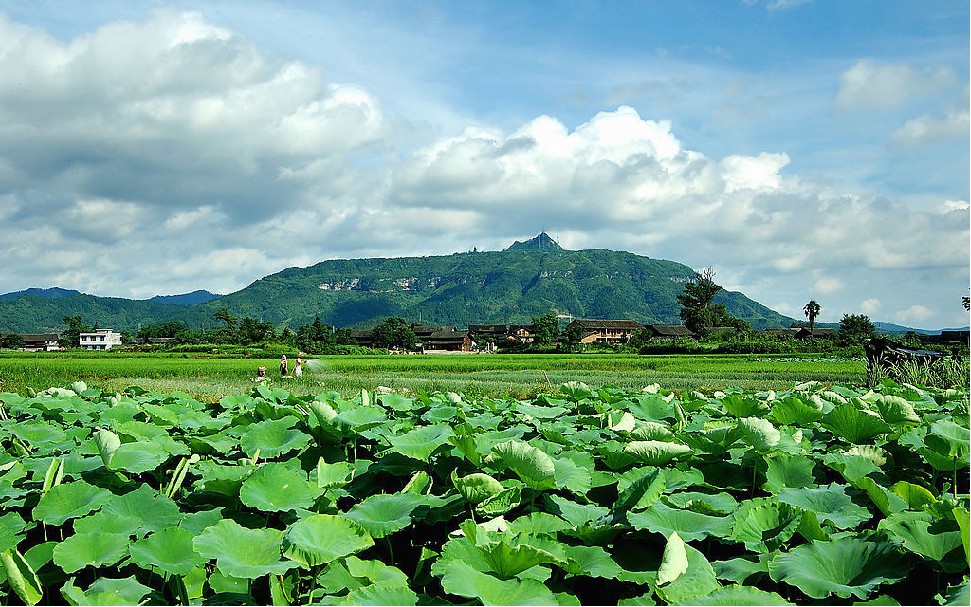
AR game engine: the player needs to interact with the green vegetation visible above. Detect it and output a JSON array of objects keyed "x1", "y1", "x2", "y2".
[
  {"x1": 0, "y1": 378, "x2": 966, "y2": 605},
  {"x1": 0, "y1": 352, "x2": 870, "y2": 403}
]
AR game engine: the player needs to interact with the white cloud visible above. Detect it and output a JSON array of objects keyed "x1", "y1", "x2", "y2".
[
  {"x1": 894, "y1": 304, "x2": 935, "y2": 325},
  {"x1": 836, "y1": 60, "x2": 956, "y2": 110},
  {"x1": 860, "y1": 299, "x2": 882, "y2": 315},
  {"x1": 891, "y1": 107, "x2": 970, "y2": 146}
]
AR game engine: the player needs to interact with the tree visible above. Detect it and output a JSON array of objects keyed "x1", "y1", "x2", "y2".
[
  {"x1": 560, "y1": 322, "x2": 587, "y2": 353},
  {"x1": 677, "y1": 268, "x2": 741, "y2": 335},
  {"x1": 213, "y1": 307, "x2": 238, "y2": 343},
  {"x1": 838, "y1": 313, "x2": 876, "y2": 346},
  {"x1": 371, "y1": 317, "x2": 418, "y2": 350},
  {"x1": 60, "y1": 315, "x2": 91, "y2": 348},
  {"x1": 0, "y1": 333, "x2": 24, "y2": 350},
  {"x1": 803, "y1": 300, "x2": 821, "y2": 339},
  {"x1": 531, "y1": 313, "x2": 560, "y2": 347}
]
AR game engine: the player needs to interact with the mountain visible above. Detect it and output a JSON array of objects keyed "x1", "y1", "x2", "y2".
[
  {"x1": 149, "y1": 290, "x2": 221, "y2": 305},
  {"x1": 0, "y1": 287, "x2": 82, "y2": 300},
  {"x1": 0, "y1": 235, "x2": 796, "y2": 333}
]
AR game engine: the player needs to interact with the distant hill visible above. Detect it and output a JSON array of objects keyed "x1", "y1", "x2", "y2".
[
  {"x1": 0, "y1": 234, "x2": 797, "y2": 333},
  {"x1": 149, "y1": 290, "x2": 221, "y2": 305},
  {"x1": 0, "y1": 287, "x2": 82, "y2": 300}
]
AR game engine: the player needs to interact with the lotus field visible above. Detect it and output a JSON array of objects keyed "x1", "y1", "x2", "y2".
[{"x1": 0, "y1": 378, "x2": 968, "y2": 605}]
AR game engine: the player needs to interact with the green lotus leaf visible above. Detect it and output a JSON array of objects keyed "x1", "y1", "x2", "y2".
[
  {"x1": 282, "y1": 514, "x2": 374, "y2": 568},
  {"x1": 560, "y1": 381, "x2": 594, "y2": 401},
  {"x1": 775, "y1": 484, "x2": 872, "y2": 530},
  {"x1": 129, "y1": 527, "x2": 206, "y2": 576},
  {"x1": 491, "y1": 440, "x2": 556, "y2": 489},
  {"x1": 112, "y1": 421, "x2": 190, "y2": 456},
  {"x1": 561, "y1": 544, "x2": 623, "y2": 580},
  {"x1": 823, "y1": 451, "x2": 882, "y2": 483},
  {"x1": 877, "y1": 511, "x2": 963, "y2": 562},
  {"x1": 338, "y1": 584, "x2": 419, "y2": 606},
  {"x1": 239, "y1": 418, "x2": 311, "y2": 459},
  {"x1": 547, "y1": 495, "x2": 610, "y2": 526},
  {"x1": 239, "y1": 462, "x2": 323, "y2": 512},
  {"x1": 516, "y1": 402, "x2": 568, "y2": 420},
  {"x1": 1, "y1": 548, "x2": 44, "y2": 606},
  {"x1": 344, "y1": 493, "x2": 422, "y2": 538},
  {"x1": 423, "y1": 405, "x2": 459, "y2": 423},
  {"x1": 316, "y1": 460, "x2": 356, "y2": 489},
  {"x1": 32, "y1": 481, "x2": 111, "y2": 526},
  {"x1": 767, "y1": 537, "x2": 911, "y2": 600},
  {"x1": 712, "y1": 556, "x2": 768, "y2": 585},
  {"x1": 664, "y1": 491, "x2": 739, "y2": 517},
  {"x1": 763, "y1": 452, "x2": 817, "y2": 492},
  {"x1": 730, "y1": 498, "x2": 802, "y2": 552},
  {"x1": 61, "y1": 576, "x2": 153, "y2": 607},
  {"x1": 722, "y1": 394, "x2": 769, "y2": 418},
  {"x1": 845, "y1": 445, "x2": 888, "y2": 467},
  {"x1": 192, "y1": 519, "x2": 296, "y2": 579},
  {"x1": 628, "y1": 394, "x2": 677, "y2": 422},
  {"x1": 770, "y1": 395, "x2": 824, "y2": 425},
  {"x1": 657, "y1": 532, "x2": 688, "y2": 586},
  {"x1": 629, "y1": 421, "x2": 675, "y2": 442},
  {"x1": 193, "y1": 460, "x2": 254, "y2": 495},
  {"x1": 72, "y1": 512, "x2": 143, "y2": 537},
  {"x1": 888, "y1": 480, "x2": 937, "y2": 510},
  {"x1": 52, "y1": 533, "x2": 130, "y2": 573},
  {"x1": 10, "y1": 421, "x2": 69, "y2": 452},
  {"x1": 552, "y1": 454, "x2": 594, "y2": 496},
  {"x1": 920, "y1": 420, "x2": 970, "y2": 471},
  {"x1": 107, "y1": 441, "x2": 171, "y2": 473},
  {"x1": 690, "y1": 584, "x2": 793, "y2": 605},
  {"x1": 629, "y1": 502, "x2": 733, "y2": 542},
  {"x1": 438, "y1": 559, "x2": 558, "y2": 606},
  {"x1": 332, "y1": 406, "x2": 387, "y2": 433},
  {"x1": 453, "y1": 471, "x2": 504, "y2": 504},
  {"x1": 655, "y1": 542, "x2": 719, "y2": 604},
  {"x1": 873, "y1": 394, "x2": 921, "y2": 425},
  {"x1": 939, "y1": 579, "x2": 969, "y2": 606},
  {"x1": 850, "y1": 475, "x2": 908, "y2": 517},
  {"x1": 737, "y1": 417, "x2": 781, "y2": 451},
  {"x1": 614, "y1": 467, "x2": 667, "y2": 513},
  {"x1": 821, "y1": 403, "x2": 891, "y2": 444},
  {"x1": 386, "y1": 424, "x2": 454, "y2": 461},
  {"x1": 608, "y1": 411, "x2": 637, "y2": 432},
  {"x1": 101, "y1": 483, "x2": 183, "y2": 533},
  {"x1": 623, "y1": 440, "x2": 691, "y2": 465}
]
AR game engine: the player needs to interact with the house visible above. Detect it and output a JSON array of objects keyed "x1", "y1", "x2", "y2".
[
  {"x1": 923, "y1": 330, "x2": 970, "y2": 346},
  {"x1": 566, "y1": 319, "x2": 645, "y2": 344},
  {"x1": 762, "y1": 328, "x2": 800, "y2": 339},
  {"x1": 422, "y1": 329, "x2": 474, "y2": 352},
  {"x1": 79, "y1": 329, "x2": 123, "y2": 350},
  {"x1": 348, "y1": 329, "x2": 377, "y2": 348},
  {"x1": 19, "y1": 333, "x2": 61, "y2": 351},
  {"x1": 642, "y1": 324, "x2": 695, "y2": 339}
]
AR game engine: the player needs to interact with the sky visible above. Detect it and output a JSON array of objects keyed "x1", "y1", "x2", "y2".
[{"x1": 0, "y1": 0, "x2": 968, "y2": 330}]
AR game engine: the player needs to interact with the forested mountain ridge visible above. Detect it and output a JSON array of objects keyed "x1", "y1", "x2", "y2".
[{"x1": 0, "y1": 235, "x2": 795, "y2": 333}]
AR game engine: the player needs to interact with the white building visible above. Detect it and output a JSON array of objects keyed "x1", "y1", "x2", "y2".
[{"x1": 79, "y1": 329, "x2": 122, "y2": 350}]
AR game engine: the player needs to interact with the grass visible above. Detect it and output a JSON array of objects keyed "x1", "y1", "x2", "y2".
[{"x1": 0, "y1": 351, "x2": 871, "y2": 402}]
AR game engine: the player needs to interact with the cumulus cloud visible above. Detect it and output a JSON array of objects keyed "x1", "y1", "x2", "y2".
[
  {"x1": 860, "y1": 299, "x2": 882, "y2": 315},
  {"x1": 894, "y1": 304, "x2": 935, "y2": 325},
  {"x1": 836, "y1": 60, "x2": 956, "y2": 110},
  {"x1": 891, "y1": 107, "x2": 970, "y2": 146}
]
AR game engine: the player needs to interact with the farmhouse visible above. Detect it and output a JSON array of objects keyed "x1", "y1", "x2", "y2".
[
  {"x1": 566, "y1": 319, "x2": 645, "y2": 344},
  {"x1": 79, "y1": 329, "x2": 122, "y2": 350},
  {"x1": 641, "y1": 324, "x2": 695, "y2": 339},
  {"x1": 793, "y1": 327, "x2": 838, "y2": 340},
  {"x1": 16, "y1": 333, "x2": 61, "y2": 351},
  {"x1": 422, "y1": 329, "x2": 474, "y2": 352}
]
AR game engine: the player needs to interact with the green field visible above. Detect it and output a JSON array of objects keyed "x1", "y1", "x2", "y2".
[{"x1": 0, "y1": 351, "x2": 867, "y2": 402}]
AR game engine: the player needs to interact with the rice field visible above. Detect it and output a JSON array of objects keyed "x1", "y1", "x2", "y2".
[{"x1": 0, "y1": 351, "x2": 867, "y2": 402}]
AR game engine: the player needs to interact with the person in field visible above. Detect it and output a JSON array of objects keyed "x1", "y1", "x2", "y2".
[
  {"x1": 279, "y1": 355, "x2": 288, "y2": 377},
  {"x1": 294, "y1": 357, "x2": 303, "y2": 378}
]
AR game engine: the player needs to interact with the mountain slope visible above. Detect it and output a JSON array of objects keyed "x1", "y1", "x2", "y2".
[{"x1": 0, "y1": 236, "x2": 796, "y2": 332}]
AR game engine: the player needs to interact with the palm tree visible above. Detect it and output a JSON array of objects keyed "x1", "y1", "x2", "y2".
[{"x1": 803, "y1": 300, "x2": 821, "y2": 338}]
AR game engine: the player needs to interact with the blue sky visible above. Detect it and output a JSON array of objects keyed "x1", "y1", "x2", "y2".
[{"x1": 0, "y1": 0, "x2": 967, "y2": 329}]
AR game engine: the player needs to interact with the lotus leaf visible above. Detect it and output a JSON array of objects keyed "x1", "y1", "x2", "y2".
[
  {"x1": 93, "y1": 429, "x2": 120, "y2": 468},
  {"x1": 101, "y1": 483, "x2": 183, "y2": 533},
  {"x1": 767, "y1": 537, "x2": 911, "y2": 599},
  {"x1": 344, "y1": 492, "x2": 422, "y2": 538},
  {"x1": 665, "y1": 491, "x2": 738, "y2": 516},
  {"x1": 282, "y1": 514, "x2": 374, "y2": 567},
  {"x1": 763, "y1": 453, "x2": 816, "y2": 492},
  {"x1": 239, "y1": 418, "x2": 311, "y2": 459},
  {"x1": 72, "y1": 512, "x2": 143, "y2": 537},
  {"x1": 722, "y1": 394, "x2": 769, "y2": 418},
  {"x1": 192, "y1": 519, "x2": 296, "y2": 579},
  {"x1": 711, "y1": 556, "x2": 768, "y2": 585},
  {"x1": 654, "y1": 543, "x2": 719, "y2": 604},
  {"x1": 52, "y1": 532, "x2": 130, "y2": 573},
  {"x1": 438, "y1": 559, "x2": 558, "y2": 606},
  {"x1": 32, "y1": 481, "x2": 111, "y2": 526},
  {"x1": 60, "y1": 576, "x2": 152, "y2": 607},
  {"x1": 770, "y1": 395, "x2": 824, "y2": 425},
  {"x1": 630, "y1": 421, "x2": 675, "y2": 442},
  {"x1": 878, "y1": 511, "x2": 963, "y2": 563},
  {"x1": 690, "y1": 584, "x2": 793, "y2": 605},
  {"x1": 386, "y1": 424, "x2": 454, "y2": 461},
  {"x1": 889, "y1": 480, "x2": 936, "y2": 510},
  {"x1": 624, "y1": 440, "x2": 691, "y2": 465},
  {"x1": 338, "y1": 584, "x2": 419, "y2": 606},
  {"x1": 629, "y1": 502, "x2": 733, "y2": 542},
  {"x1": 920, "y1": 420, "x2": 970, "y2": 471},
  {"x1": 775, "y1": 484, "x2": 871, "y2": 529},
  {"x1": 821, "y1": 403, "x2": 891, "y2": 444},
  {"x1": 657, "y1": 532, "x2": 688, "y2": 585},
  {"x1": 491, "y1": 440, "x2": 556, "y2": 489},
  {"x1": 1, "y1": 548, "x2": 43, "y2": 606},
  {"x1": 873, "y1": 394, "x2": 921, "y2": 425},
  {"x1": 938, "y1": 579, "x2": 969, "y2": 606},
  {"x1": 10, "y1": 421, "x2": 69, "y2": 452},
  {"x1": 239, "y1": 462, "x2": 322, "y2": 512},
  {"x1": 107, "y1": 441, "x2": 171, "y2": 473},
  {"x1": 552, "y1": 455, "x2": 593, "y2": 495},
  {"x1": 453, "y1": 471, "x2": 504, "y2": 504},
  {"x1": 547, "y1": 494, "x2": 610, "y2": 526},
  {"x1": 730, "y1": 499, "x2": 801, "y2": 552},
  {"x1": 737, "y1": 417, "x2": 781, "y2": 451},
  {"x1": 614, "y1": 467, "x2": 667, "y2": 512},
  {"x1": 129, "y1": 527, "x2": 206, "y2": 576},
  {"x1": 316, "y1": 460, "x2": 356, "y2": 489}
]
